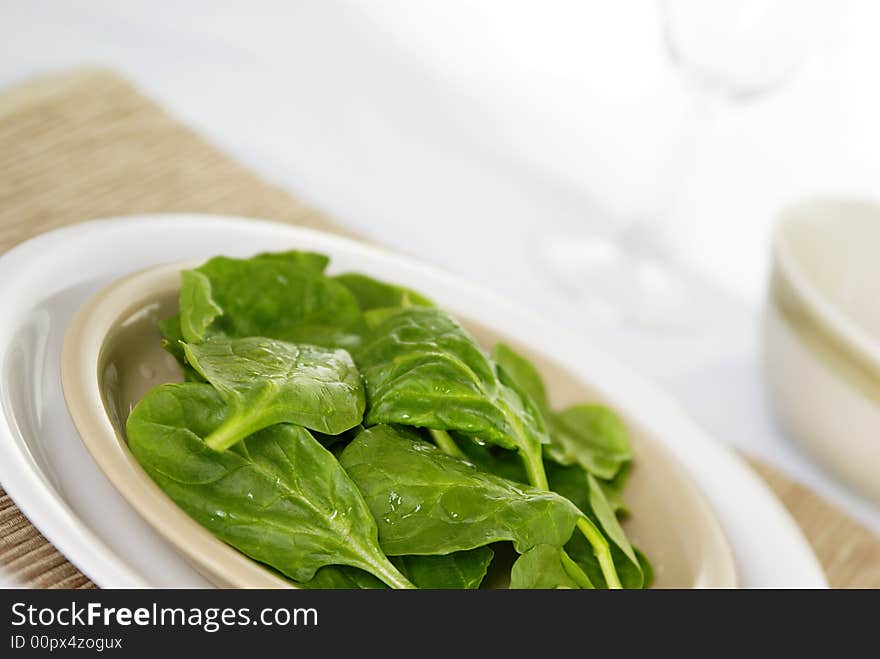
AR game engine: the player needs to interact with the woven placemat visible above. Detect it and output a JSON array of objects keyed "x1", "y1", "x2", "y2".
[{"x1": 1, "y1": 70, "x2": 877, "y2": 588}]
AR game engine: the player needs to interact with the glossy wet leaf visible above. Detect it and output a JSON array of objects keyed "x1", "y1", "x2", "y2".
[
  {"x1": 334, "y1": 272, "x2": 433, "y2": 311},
  {"x1": 126, "y1": 383, "x2": 413, "y2": 588},
  {"x1": 339, "y1": 425, "x2": 580, "y2": 556},
  {"x1": 356, "y1": 307, "x2": 549, "y2": 487},
  {"x1": 463, "y1": 435, "x2": 629, "y2": 515},
  {"x1": 183, "y1": 337, "x2": 365, "y2": 450},
  {"x1": 509, "y1": 544, "x2": 593, "y2": 589},
  {"x1": 183, "y1": 252, "x2": 363, "y2": 349},
  {"x1": 456, "y1": 435, "x2": 529, "y2": 484}
]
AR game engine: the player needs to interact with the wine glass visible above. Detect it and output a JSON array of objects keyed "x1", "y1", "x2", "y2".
[{"x1": 539, "y1": 0, "x2": 829, "y2": 328}]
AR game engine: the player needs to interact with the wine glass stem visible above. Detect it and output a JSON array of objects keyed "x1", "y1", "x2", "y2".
[{"x1": 618, "y1": 85, "x2": 727, "y2": 259}]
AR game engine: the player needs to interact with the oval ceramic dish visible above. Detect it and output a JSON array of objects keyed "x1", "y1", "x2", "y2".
[
  {"x1": 764, "y1": 198, "x2": 880, "y2": 502},
  {"x1": 0, "y1": 215, "x2": 826, "y2": 587},
  {"x1": 63, "y1": 262, "x2": 736, "y2": 588}
]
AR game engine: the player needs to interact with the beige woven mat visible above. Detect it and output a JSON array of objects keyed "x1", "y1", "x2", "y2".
[{"x1": 1, "y1": 70, "x2": 877, "y2": 588}]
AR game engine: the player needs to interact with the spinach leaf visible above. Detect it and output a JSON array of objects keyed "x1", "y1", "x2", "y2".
[
  {"x1": 183, "y1": 337, "x2": 365, "y2": 450},
  {"x1": 299, "y1": 566, "x2": 387, "y2": 589},
  {"x1": 493, "y1": 343, "x2": 631, "y2": 481},
  {"x1": 456, "y1": 435, "x2": 530, "y2": 484},
  {"x1": 491, "y1": 343, "x2": 548, "y2": 418},
  {"x1": 462, "y1": 436, "x2": 640, "y2": 588},
  {"x1": 597, "y1": 462, "x2": 631, "y2": 516},
  {"x1": 546, "y1": 461, "x2": 593, "y2": 514},
  {"x1": 585, "y1": 472, "x2": 643, "y2": 588},
  {"x1": 126, "y1": 382, "x2": 414, "y2": 588},
  {"x1": 179, "y1": 270, "x2": 222, "y2": 344},
  {"x1": 334, "y1": 272, "x2": 433, "y2": 311},
  {"x1": 552, "y1": 465, "x2": 646, "y2": 589},
  {"x1": 392, "y1": 547, "x2": 494, "y2": 589},
  {"x1": 182, "y1": 252, "x2": 363, "y2": 349},
  {"x1": 311, "y1": 424, "x2": 365, "y2": 451},
  {"x1": 250, "y1": 250, "x2": 330, "y2": 273},
  {"x1": 300, "y1": 548, "x2": 493, "y2": 589},
  {"x1": 509, "y1": 545, "x2": 594, "y2": 589},
  {"x1": 356, "y1": 307, "x2": 549, "y2": 488},
  {"x1": 357, "y1": 320, "x2": 626, "y2": 587},
  {"x1": 338, "y1": 425, "x2": 581, "y2": 556},
  {"x1": 548, "y1": 405, "x2": 632, "y2": 481}
]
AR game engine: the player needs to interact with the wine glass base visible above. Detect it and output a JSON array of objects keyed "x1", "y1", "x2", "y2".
[{"x1": 538, "y1": 233, "x2": 698, "y2": 330}]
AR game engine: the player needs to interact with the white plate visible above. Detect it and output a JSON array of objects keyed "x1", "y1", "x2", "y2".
[{"x1": 0, "y1": 215, "x2": 827, "y2": 588}]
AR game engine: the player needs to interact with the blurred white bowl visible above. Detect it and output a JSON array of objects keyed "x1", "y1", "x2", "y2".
[{"x1": 764, "y1": 198, "x2": 880, "y2": 502}]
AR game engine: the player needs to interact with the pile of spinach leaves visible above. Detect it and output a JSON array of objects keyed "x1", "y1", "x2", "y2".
[{"x1": 126, "y1": 250, "x2": 651, "y2": 589}]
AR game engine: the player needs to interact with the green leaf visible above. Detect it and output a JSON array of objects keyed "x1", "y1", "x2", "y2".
[
  {"x1": 554, "y1": 467, "x2": 646, "y2": 589},
  {"x1": 491, "y1": 343, "x2": 548, "y2": 418},
  {"x1": 184, "y1": 252, "x2": 363, "y2": 349},
  {"x1": 339, "y1": 425, "x2": 581, "y2": 556},
  {"x1": 250, "y1": 250, "x2": 330, "y2": 273},
  {"x1": 359, "y1": 324, "x2": 630, "y2": 588},
  {"x1": 456, "y1": 436, "x2": 530, "y2": 484},
  {"x1": 179, "y1": 270, "x2": 223, "y2": 344},
  {"x1": 547, "y1": 405, "x2": 632, "y2": 481},
  {"x1": 547, "y1": 458, "x2": 630, "y2": 517},
  {"x1": 299, "y1": 548, "x2": 493, "y2": 589},
  {"x1": 356, "y1": 307, "x2": 549, "y2": 488},
  {"x1": 298, "y1": 565, "x2": 387, "y2": 589},
  {"x1": 126, "y1": 383, "x2": 413, "y2": 588},
  {"x1": 587, "y1": 473, "x2": 638, "y2": 569},
  {"x1": 392, "y1": 547, "x2": 494, "y2": 589},
  {"x1": 598, "y1": 462, "x2": 632, "y2": 516},
  {"x1": 546, "y1": 461, "x2": 592, "y2": 513},
  {"x1": 635, "y1": 547, "x2": 654, "y2": 588},
  {"x1": 334, "y1": 272, "x2": 433, "y2": 311},
  {"x1": 493, "y1": 343, "x2": 632, "y2": 481},
  {"x1": 509, "y1": 544, "x2": 594, "y2": 589},
  {"x1": 310, "y1": 424, "x2": 365, "y2": 451},
  {"x1": 183, "y1": 337, "x2": 365, "y2": 450}
]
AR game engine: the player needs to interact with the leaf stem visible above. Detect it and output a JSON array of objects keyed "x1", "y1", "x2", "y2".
[
  {"x1": 518, "y1": 447, "x2": 549, "y2": 490},
  {"x1": 369, "y1": 558, "x2": 417, "y2": 589},
  {"x1": 204, "y1": 411, "x2": 266, "y2": 451},
  {"x1": 429, "y1": 429, "x2": 468, "y2": 460},
  {"x1": 576, "y1": 517, "x2": 622, "y2": 589},
  {"x1": 508, "y1": 406, "x2": 624, "y2": 590}
]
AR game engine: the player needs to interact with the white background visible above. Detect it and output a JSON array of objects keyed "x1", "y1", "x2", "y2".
[{"x1": 2, "y1": 0, "x2": 879, "y2": 531}]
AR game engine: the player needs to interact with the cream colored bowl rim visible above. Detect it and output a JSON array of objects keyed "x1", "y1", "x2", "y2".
[
  {"x1": 62, "y1": 262, "x2": 736, "y2": 588},
  {"x1": 773, "y1": 197, "x2": 880, "y2": 374}
]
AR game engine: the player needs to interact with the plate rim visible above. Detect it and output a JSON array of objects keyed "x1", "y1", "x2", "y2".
[{"x1": 0, "y1": 214, "x2": 828, "y2": 588}]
